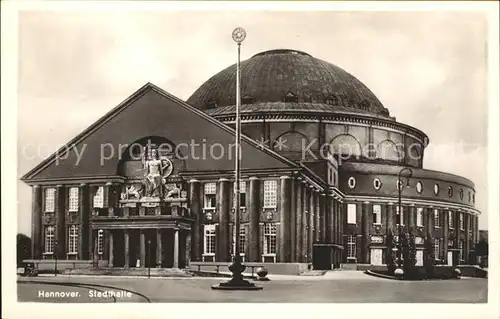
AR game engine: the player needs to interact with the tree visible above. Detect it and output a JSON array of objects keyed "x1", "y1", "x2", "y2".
[
  {"x1": 475, "y1": 238, "x2": 488, "y2": 268},
  {"x1": 423, "y1": 236, "x2": 435, "y2": 278},
  {"x1": 385, "y1": 229, "x2": 397, "y2": 275},
  {"x1": 401, "y1": 227, "x2": 417, "y2": 279},
  {"x1": 17, "y1": 233, "x2": 31, "y2": 266}
]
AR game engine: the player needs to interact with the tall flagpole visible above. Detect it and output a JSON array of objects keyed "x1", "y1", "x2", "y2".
[{"x1": 212, "y1": 27, "x2": 261, "y2": 290}]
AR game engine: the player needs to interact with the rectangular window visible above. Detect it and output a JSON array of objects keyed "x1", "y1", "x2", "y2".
[
  {"x1": 97, "y1": 230, "x2": 104, "y2": 255},
  {"x1": 263, "y1": 180, "x2": 277, "y2": 208},
  {"x1": 415, "y1": 237, "x2": 424, "y2": 245},
  {"x1": 204, "y1": 183, "x2": 217, "y2": 209},
  {"x1": 93, "y1": 186, "x2": 104, "y2": 208},
  {"x1": 347, "y1": 204, "x2": 356, "y2": 224},
  {"x1": 372, "y1": 205, "x2": 381, "y2": 224},
  {"x1": 232, "y1": 225, "x2": 246, "y2": 256},
  {"x1": 347, "y1": 235, "x2": 356, "y2": 259},
  {"x1": 434, "y1": 209, "x2": 440, "y2": 228},
  {"x1": 434, "y1": 238, "x2": 440, "y2": 260},
  {"x1": 396, "y1": 206, "x2": 404, "y2": 226},
  {"x1": 68, "y1": 187, "x2": 79, "y2": 212},
  {"x1": 416, "y1": 208, "x2": 424, "y2": 227},
  {"x1": 448, "y1": 211, "x2": 454, "y2": 229},
  {"x1": 460, "y1": 213, "x2": 464, "y2": 230},
  {"x1": 68, "y1": 225, "x2": 79, "y2": 254},
  {"x1": 203, "y1": 224, "x2": 216, "y2": 255},
  {"x1": 45, "y1": 226, "x2": 55, "y2": 253},
  {"x1": 44, "y1": 188, "x2": 56, "y2": 213},
  {"x1": 263, "y1": 223, "x2": 277, "y2": 255},
  {"x1": 233, "y1": 181, "x2": 246, "y2": 208}
]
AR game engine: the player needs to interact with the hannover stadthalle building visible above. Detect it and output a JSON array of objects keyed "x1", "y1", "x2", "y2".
[{"x1": 22, "y1": 49, "x2": 481, "y2": 271}]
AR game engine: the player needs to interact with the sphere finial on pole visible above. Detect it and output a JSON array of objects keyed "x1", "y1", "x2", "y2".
[{"x1": 232, "y1": 27, "x2": 246, "y2": 44}]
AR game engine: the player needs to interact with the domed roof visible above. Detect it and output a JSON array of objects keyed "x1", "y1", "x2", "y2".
[{"x1": 187, "y1": 49, "x2": 391, "y2": 118}]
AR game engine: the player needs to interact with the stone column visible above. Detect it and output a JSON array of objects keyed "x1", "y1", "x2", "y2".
[
  {"x1": 185, "y1": 231, "x2": 191, "y2": 268},
  {"x1": 279, "y1": 176, "x2": 292, "y2": 262},
  {"x1": 315, "y1": 192, "x2": 321, "y2": 242},
  {"x1": 362, "y1": 202, "x2": 370, "y2": 264},
  {"x1": 79, "y1": 183, "x2": 90, "y2": 259},
  {"x1": 443, "y1": 211, "x2": 449, "y2": 261},
  {"x1": 108, "y1": 231, "x2": 114, "y2": 267},
  {"x1": 320, "y1": 194, "x2": 326, "y2": 242},
  {"x1": 217, "y1": 178, "x2": 230, "y2": 262},
  {"x1": 188, "y1": 179, "x2": 202, "y2": 261},
  {"x1": 155, "y1": 229, "x2": 162, "y2": 267},
  {"x1": 295, "y1": 181, "x2": 303, "y2": 262},
  {"x1": 248, "y1": 177, "x2": 260, "y2": 262},
  {"x1": 31, "y1": 185, "x2": 43, "y2": 259},
  {"x1": 336, "y1": 200, "x2": 341, "y2": 244},
  {"x1": 56, "y1": 185, "x2": 66, "y2": 260},
  {"x1": 124, "y1": 230, "x2": 130, "y2": 268},
  {"x1": 289, "y1": 178, "x2": 297, "y2": 262},
  {"x1": 302, "y1": 185, "x2": 309, "y2": 262},
  {"x1": 328, "y1": 196, "x2": 335, "y2": 244},
  {"x1": 309, "y1": 188, "x2": 315, "y2": 261},
  {"x1": 409, "y1": 205, "x2": 416, "y2": 229},
  {"x1": 386, "y1": 203, "x2": 394, "y2": 234},
  {"x1": 464, "y1": 214, "x2": 470, "y2": 263},
  {"x1": 140, "y1": 230, "x2": 146, "y2": 267},
  {"x1": 426, "y1": 207, "x2": 433, "y2": 237},
  {"x1": 173, "y1": 229, "x2": 179, "y2": 268}
]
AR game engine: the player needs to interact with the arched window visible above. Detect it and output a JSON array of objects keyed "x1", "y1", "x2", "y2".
[
  {"x1": 330, "y1": 134, "x2": 362, "y2": 158},
  {"x1": 273, "y1": 131, "x2": 310, "y2": 153},
  {"x1": 376, "y1": 140, "x2": 401, "y2": 161}
]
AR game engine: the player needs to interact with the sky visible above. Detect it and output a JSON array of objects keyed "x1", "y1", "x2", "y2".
[{"x1": 16, "y1": 10, "x2": 489, "y2": 235}]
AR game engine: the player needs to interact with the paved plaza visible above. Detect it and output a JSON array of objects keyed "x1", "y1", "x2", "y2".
[{"x1": 17, "y1": 271, "x2": 487, "y2": 303}]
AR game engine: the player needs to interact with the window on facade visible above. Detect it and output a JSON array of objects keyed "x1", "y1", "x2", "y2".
[
  {"x1": 233, "y1": 181, "x2": 246, "y2": 208},
  {"x1": 45, "y1": 226, "x2": 55, "y2": 253},
  {"x1": 460, "y1": 213, "x2": 464, "y2": 230},
  {"x1": 372, "y1": 205, "x2": 381, "y2": 224},
  {"x1": 396, "y1": 206, "x2": 404, "y2": 226},
  {"x1": 373, "y1": 178, "x2": 382, "y2": 190},
  {"x1": 416, "y1": 208, "x2": 424, "y2": 227},
  {"x1": 263, "y1": 180, "x2": 277, "y2": 208},
  {"x1": 434, "y1": 209, "x2": 440, "y2": 228},
  {"x1": 347, "y1": 204, "x2": 356, "y2": 224},
  {"x1": 347, "y1": 235, "x2": 356, "y2": 259},
  {"x1": 203, "y1": 224, "x2": 216, "y2": 255},
  {"x1": 44, "y1": 188, "x2": 56, "y2": 213},
  {"x1": 415, "y1": 237, "x2": 424, "y2": 245},
  {"x1": 97, "y1": 230, "x2": 104, "y2": 255},
  {"x1": 68, "y1": 187, "x2": 79, "y2": 212},
  {"x1": 232, "y1": 225, "x2": 246, "y2": 255},
  {"x1": 264, "y1": 223, "x2": 277, "y2": 255},
  {"x1": 93, "y1": 186, "x2": 104, "y2": 208},
  {"x1": 68, "y1": 225, "x2": 79, "y2": 254},
  {"x1": 348, "y1": 177, "x2": 356, "y2": 189},
  {"x1": 434, "y1": 238, "x2": 440, "y2": 260},
  {"x1": 448, "y1": 211, "x2": 454, "y2": 229},
  {"x1": 204, "y1": 183, "x2": 217, "y2": 209}
]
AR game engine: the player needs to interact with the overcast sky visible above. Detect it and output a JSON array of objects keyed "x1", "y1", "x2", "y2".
[{"x1": 16, "y1": 10, "x2": 488, "y2": 235}]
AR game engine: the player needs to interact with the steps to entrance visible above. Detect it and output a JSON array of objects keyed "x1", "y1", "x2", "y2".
[
  {"x1": 339, "y1": 263, "x2": 359, "y2": 271},
  {"x1": 63, "y1": 268, "x2": 194, "y2": 277}
]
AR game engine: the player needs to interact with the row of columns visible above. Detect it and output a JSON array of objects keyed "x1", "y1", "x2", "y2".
[
  {"x1": 352, "y1": 202, "x2": 478, "y2": 264},
  {"x1": 107, "y1": 228, "x2": 184, "y2": 268}
]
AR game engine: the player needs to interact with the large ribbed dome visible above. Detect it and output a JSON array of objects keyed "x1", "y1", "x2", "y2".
[{"x1": 187, "y1": 49, "x2": 391, "y2": 118}]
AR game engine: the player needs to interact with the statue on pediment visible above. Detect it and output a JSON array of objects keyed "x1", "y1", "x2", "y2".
[{"x1": 141, "y1": 147, "x2": 173, "y2": 199}]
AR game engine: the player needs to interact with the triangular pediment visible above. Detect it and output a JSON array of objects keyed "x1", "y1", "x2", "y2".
[{"x1": 22, "y1": 83, "x2": 298, "y2": 182}]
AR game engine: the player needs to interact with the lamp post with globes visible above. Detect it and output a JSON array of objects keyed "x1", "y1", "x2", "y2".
[
  {"x1": 212, "y1": 28, "x2": 262, "y2": 290},
  {"x1": 397, "y1": 167, "x2": 413, "y2": 270}
]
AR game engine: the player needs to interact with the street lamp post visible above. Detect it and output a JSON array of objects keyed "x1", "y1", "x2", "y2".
[
  {"x1": 397, "y1": 167, "x2": 413, "y2": 270},
  {"x1": 212, "y1": 27, "x2": 261, "y2": 290},
  {"x1": 147, "y1": 239, "x2": 151, "y2": 279}
]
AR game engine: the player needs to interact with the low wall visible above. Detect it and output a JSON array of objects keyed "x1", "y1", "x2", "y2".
[
  {"x1": 189, "y1": 262, "x2": 309, "y2": 275},
  {"x1": 22, "y1": 259, "x2": 109, "y2": 272}
]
